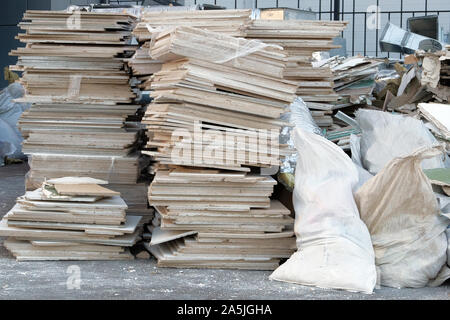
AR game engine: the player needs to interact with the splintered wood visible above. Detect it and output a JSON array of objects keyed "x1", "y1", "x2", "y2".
[
  {"x1": 11, "y1": 11, "x2": 151, "y2": 215},
  {"x1": 139, "y1": 25, "x2": 297, "y2": 270},
  {"x1": 0, "y1": 178, "x2": 142, "y2": 261}
]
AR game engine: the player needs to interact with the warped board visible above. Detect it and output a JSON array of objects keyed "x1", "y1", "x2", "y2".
[
  {"x1": 6, "y1": 204, "x2": 125, "y2": 225},
  {"x1": 53, "y1": 183, "x2": 120, "y2": 197},
  {"x1": 0, "y1": 220, "x2": 141, "y2": 246}
]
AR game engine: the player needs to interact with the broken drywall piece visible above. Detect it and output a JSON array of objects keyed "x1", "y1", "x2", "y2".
[
  {"x1": 418, "y1": 102, "x2": 450, "y2": 140},
  {"x1": 421, "y1": 55, "x2": 441, "y2": 89},
  {"x1": 424, "y1": 168, "x2": 450, "y2": 187}
]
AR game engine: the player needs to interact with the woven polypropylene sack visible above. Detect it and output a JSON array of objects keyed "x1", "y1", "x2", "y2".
[
  {"x1": 270, "y1": 128, "x2": 377, "y2": 294},
  {"x1": 355, "y1": 145, "x2": 450, "y2": 288}
]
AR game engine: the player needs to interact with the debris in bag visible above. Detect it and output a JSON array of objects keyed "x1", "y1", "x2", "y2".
[
  {"x1": 356, "y1": 109, "x2": 446, "y2": 175},
  {"x1": 355, "y1": 145, "x2": 450, "y2": 288},
  {"x1": 270, "y1": 128, "x2": 377, "y2": 294}
]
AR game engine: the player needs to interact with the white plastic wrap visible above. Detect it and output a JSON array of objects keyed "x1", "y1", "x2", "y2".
[
  {"x1": 214, "y1": 38, "x2": 280, "y2": 64},
  {"x1": 148, "y1": 25, "x2": 282, "y2": 67},
  {"x1": 356, "y1": 109, "x2": 446, "y2": 175},
  {"x1": 270, "y1": 128, "x2": 377, "y2": 294},
  {"x1": 280, "y1": 97, "x2": 322, "y2": 174}
]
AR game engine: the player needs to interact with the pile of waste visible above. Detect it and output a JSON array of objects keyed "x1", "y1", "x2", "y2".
[
  {"x1": 275, "y1": 44, "x2": 450, "y2": 293},
  {"x1": 273, "y1": 109, "x2": 450, "y2": 293}
]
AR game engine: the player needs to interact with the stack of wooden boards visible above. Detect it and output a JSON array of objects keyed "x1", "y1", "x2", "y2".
[
  {"x1": 424, "y1": 168, "x2": 450, "y2": 196},
  {"x1": 0, "y1": 177, "x2": 142, "y2": 261},
  {"x1": 146, "y1": 169, "x2": 295, "y2": 270},
  {"x1": 133, "y1": 9, "x2": 251, "y2": 40},
  {"x1": 142, "y1": 26, "x2": 296, "y2": 270},
  {"x1": 134, "y1": 9, "x2": 347, "y2": 130},
  {"x1": 143, "y1": 26, "x2": 297, "y2": 170},
  {"x1": 11, "y1": 11, "x2": 152, "y2": 216},
  {"x1": 130, "y1": 9, "x2": 253, "y2": 103},
  {"x1": 241, "y1": 19, "x2": 347, "y2": 119}
]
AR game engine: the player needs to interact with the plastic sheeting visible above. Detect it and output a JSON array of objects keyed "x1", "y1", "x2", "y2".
[
  {"x1": 280, "y1": 97, "x2": 322, "y2": 175},
  {"x1": 270, "y1": 128, "x2": 377, "y2": 294},
  {"x1": 0, "y1": 83, "x2": 30, "y2": 165}
]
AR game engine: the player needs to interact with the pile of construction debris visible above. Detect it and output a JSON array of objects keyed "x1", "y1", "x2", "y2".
[{"x1": 0, "y1": 7, "x2": 448, "y2": 294}]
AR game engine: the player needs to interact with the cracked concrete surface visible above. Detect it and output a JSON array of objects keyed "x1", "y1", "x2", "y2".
[{"x1": 0, "y1": 163, "x2": 449, "y2": 300}]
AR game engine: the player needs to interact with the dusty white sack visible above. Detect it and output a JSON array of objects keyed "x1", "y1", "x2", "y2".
[
  {"x1": 355, "y1": 145, "x2": 450, "y2": 288},
  {"x1": 270, "y1": 128, "x2": 377, "y2": 294},
  {"x1": 356, "y1": 109, "x2": 445, "y2": 175}
]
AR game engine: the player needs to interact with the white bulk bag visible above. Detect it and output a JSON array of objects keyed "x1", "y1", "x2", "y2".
[{"x1": 270, "y1": 128, "x2": 377, "y2": 294}]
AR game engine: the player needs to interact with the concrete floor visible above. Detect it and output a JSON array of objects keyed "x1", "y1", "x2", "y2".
[{"x1": 0, "y1": 162, "x2": 449, "y2": 300}]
